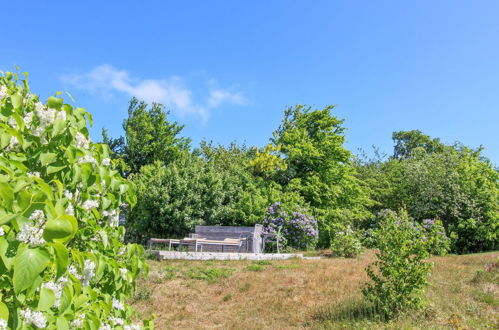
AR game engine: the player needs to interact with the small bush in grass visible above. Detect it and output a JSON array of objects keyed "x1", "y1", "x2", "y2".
[
  {"x1": 246, "y1": 264, "x2": 264, "y2": 272},
  {"x1": 253, "y1": 260, "x2": 272, "y2": 265},
  {"x1": 329, "y1": 223, "x2": 363, "y2": 258},
  {"x1": 362, "y1": 209, "x2": 433, "y2": 319},
  {"x1": 185, "y1": 267, "x2": 234, "y2": 283}
]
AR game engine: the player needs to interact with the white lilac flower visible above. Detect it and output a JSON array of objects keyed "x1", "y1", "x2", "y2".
[
  {"x1": 118, "y1": 247, "x2": 126, "y2": 256},
  {"x1": 76, "y1": 132, "x2": 90, "y2": 149},
  {"x1": 70, "y1": 313, "x2": 86, "y2": 328},
  {"x1": 8, "y1": 117, "x2": 17, "y2": 128},
  {"x1": 42, "y1": 276, "x2": 67, "y2": 308},
  {"x1": 82, "y1": 260, "x2": 96, "y2": 286},
  {"x1": 56, "y1": 110, "x2": 66, "y2": 121},
  {"x1": 82, "y1": 200, "x2": 99, "y2": 211},
  {"x1": 0, "y1": 228, "x2": 4, "y2": 236},
  {"x1": 6, "y1": 136, "x2": 19, "y2": 150},
  {"x1": 112, "y1": 298, "x2": 125, "y2": 311},
  {"x1": 27, "y1": 171, "x2": 40, "y2": 178},
  {"x1": 101, "y1": 157, "x2": 111, "y2": 166},
  {"x1": 63, "y1": 189, "x2": 73, "y2": 200},
  {"x1": 20, "y1": 308, "x2": 47, "y2": 329},
  {"x1": 0, "y1": 319, "x2": 7, "y2": 330},
  {"x1": 0, "y1": 85, "x2": 7, "y2": 99},
  {"x1": 35, "y1": 102, "x2": 45, "y2": 112},
  {"x1": 23, "y1": 112, "x2": 33, "y2": 126},
  {"x1": 68, "y1": 265, "x2": 80, "y2": 279},
  {"x1": 77, "y1": 155, "x2": 97, "y2": 165},
  {"x1": 36, "y1": 107, "x2": 56, "y2": 126},
  {"x1": 119, "y1": 268, "x2": 128, "y2": 279},
  {"x1": 102, "y1": 209, "x2": 119, "y2": 227},
  {"x1": 17, "y1": 210, "x2": 46, "y2": 246},
  {"x1": 124, "y1": 324, "x2": 142, "y2": 330},
  {"x1": 108, "y1": 316, "x2": 125, "y2": 326},
  {"x1": 29, "y1": 210, "x2": 45, "y2": 223},
  {"x1": 65, "y1": 203, "x2": 74, "y2": 216},
  {"x1": 98, "y1": 324, "x2": 112, "y2": 330}
]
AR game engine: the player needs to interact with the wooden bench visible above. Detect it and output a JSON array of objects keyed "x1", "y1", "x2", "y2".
[
  {"x1": 148, "y1": 238, "x2": 181, "y2": 250},
  {"x1": 148, "y1": 225, "x2": 264, "y2": 253},
  {"x1": 193, "y1": 225, "x2": 263, "y2": 253}
]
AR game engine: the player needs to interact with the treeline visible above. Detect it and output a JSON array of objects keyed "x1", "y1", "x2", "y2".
[{"x1": 104, "y1": 98, "x2": 498, "y2": 254}]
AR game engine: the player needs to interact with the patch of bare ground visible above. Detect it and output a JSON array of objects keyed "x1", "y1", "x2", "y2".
[{"x1": 131, "y1": 250, "x2": 498, "y2": 329}]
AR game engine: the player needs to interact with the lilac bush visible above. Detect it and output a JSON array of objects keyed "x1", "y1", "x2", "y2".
[{"x1": 262, "y1": 202, "x2": 318, "y2": 250}]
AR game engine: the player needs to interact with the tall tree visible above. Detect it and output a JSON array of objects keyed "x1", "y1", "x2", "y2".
[
  {"x1": 271, "y1": 105, "x2": 372, "y2": 244},
  {"x1": 392, "y1": 130, "x2": 445, "y2": 159},
  {"x1": 102, "y1": 97, "x2": 190, "y2": 176}
]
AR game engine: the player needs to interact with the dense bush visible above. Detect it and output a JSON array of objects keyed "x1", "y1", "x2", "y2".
[
  {"x1": 0, "y1": 72, "x2": 148, "y2": 328},
  {"x1": 356, "y1": 131, "x2": 498, "y2": 254},
  {"x1": 362, "y1": 209, "x2": 434, "y2": 319},
  {"x1": 262, "y1": 202, "x2": 318, "y2": 250},
  {"x1": 329, "y1": 223, "x2": 363, "y2": 258}
]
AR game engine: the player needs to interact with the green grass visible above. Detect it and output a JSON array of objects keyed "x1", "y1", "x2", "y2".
[{"x1": 184, "y1": 266, "x2": 234, "y2": 283}]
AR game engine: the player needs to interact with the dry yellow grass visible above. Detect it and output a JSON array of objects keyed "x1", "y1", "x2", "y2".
[{"x1": 131, "y1": 251, "x2": 498, "y2": 329}]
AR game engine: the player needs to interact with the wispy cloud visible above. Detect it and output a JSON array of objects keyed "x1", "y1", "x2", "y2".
[{"x1": 60, "y1": 65, "x2": 247, "y2": 121}]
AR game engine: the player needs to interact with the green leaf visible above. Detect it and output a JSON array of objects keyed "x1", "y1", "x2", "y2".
[
  {"x1": 52, "y1": 242, "x2": 69, "y2": 278},
  {"x1": 0, "y1": 183, "x2": 14, "y2": 209},
  {"x1": 58, "y1": 285, "x2": 73, "y2": 313},
  {"x1": 56, "y1": 317, "x2": 69, "y2": 330},
  {"x1": 0, "y1": 212, "x2": 17, "y2": 226},
  {"x1": 38, "y1": 287, "x2": 55, "y2": 311},
  {"x1": 43, "y1": 215, "x2": 77, "y2": 241},
  {"x1": 47, "y1": 163, "x2": 66, "y2": 175},
  {"x1": 40, "y1": 152, "x2": 57, "y2": 166},
  {"x1": 10, "y1": 94, "x2": 22, "y2": 109},
  {"x1": 0, "y1": 301, "x2": 8, "y2": 321},
  {"x1": 47, "y1": 96, "x2": 63, "y2": 110},
  {"x1": 13, "y1": 247, "x2": 50, "y2": 293}
]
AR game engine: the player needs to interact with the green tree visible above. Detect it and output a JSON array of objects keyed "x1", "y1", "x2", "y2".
[
  {"x1": 392, "y1": 130, "x2": 445, "y2": 159},
  {"x1": 271, "y1": 105, "x2": 372, "y2": 245},
  {"x1": 357, "y1": 136, "x2": 499, "y2": 253},
  {"x1": 103, "y1": 97, "x2": 190, "y2": 176}
]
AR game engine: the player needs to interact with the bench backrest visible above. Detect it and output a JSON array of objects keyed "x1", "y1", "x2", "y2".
[{"x1": 194, "y1": 225, "x2": 263, "y2": 253}]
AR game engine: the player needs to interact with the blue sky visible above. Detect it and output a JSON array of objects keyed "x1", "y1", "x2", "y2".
[{"x1": 1, "y1": 1, "x2": 498, "y2": 164}]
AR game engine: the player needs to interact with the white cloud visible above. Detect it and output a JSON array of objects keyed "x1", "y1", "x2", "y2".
[{"x1": 60, "y1": 65, "x2": 246, "y2": 121}]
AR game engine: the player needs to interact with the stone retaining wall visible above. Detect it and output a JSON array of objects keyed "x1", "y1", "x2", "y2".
[{"x1": 157, "y1": 251, "x2": 304, "y2": 261}]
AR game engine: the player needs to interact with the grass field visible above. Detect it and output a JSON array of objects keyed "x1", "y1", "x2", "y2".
[{"x1": 131, "y1": 250, "x2": 498, "y2": 329}]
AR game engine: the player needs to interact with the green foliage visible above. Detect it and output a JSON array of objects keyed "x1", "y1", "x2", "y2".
[
  {"x1": 357, "y1": 138, "x2": 498, "y2": 254},
  {"x1": 272, "y1": 105, "x2": 372, "y2": 246},
  {"x1": 247, "y1": 144, "x2": 287, "y2": 179},
  {"x1": 392, "y1": 130, "x2": 445, "y2": 159},
  {"x1": 329, "y1": 223, "x2": 363, "y2": 258},
  {"x1": 246, "y1": 264, "x2": 264, "y2": 272},
  {"x1": 104, "y1": 97, "x2": 190, "y2": 176},
  {"x1": 362, "y1": 210, "x2": 433, "y2": 319},
  {"x1": 0, "y1": 72, "x2": 148, "y2": 328},
  {"x1": 127, "y1": 140, "x2": 310, "y2": 241},
  {"x1": 184, "y1": 266, "x2": 234, "y2": 283}
]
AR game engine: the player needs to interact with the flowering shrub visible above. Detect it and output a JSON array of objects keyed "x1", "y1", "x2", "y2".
[
  {"x1": 262, "y1": 202, "x2": 318, "y2": 250},
  {"x1": 362, "y1": 209, "x2": 433, "y2": 319},
  {"x1": 0, "y1": 72, "x2": 149, "y2": 328},
  {"x1": 421, "y1": 219, "x2": 450, "y2": 256},
  {"x1": 329, "y1": 223, "x2": 363, "y2": 258},
  {"x1": 362, "y1": 216, "x2": 450, "y2": 256}
]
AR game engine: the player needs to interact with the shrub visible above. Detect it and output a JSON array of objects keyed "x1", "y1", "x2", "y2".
[
  {"x1": 329, "y1": 223, "x2": 363, "y2": 258},
  {"x1": 362, "y1": 209, "x2": 433, "y2": 319},
  {"x1": 262, "y1": 202, "x2": 318, "y2": 250},
  {"x1": 0, "y1": 72, "x2": 149, "y2": 328},
  {"x1": 421, "y1": 219, "x2": 450, "y2": 256}
]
